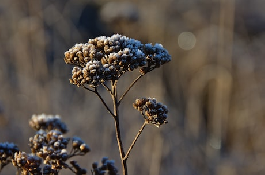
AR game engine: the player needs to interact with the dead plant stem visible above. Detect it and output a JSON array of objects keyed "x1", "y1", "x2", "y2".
[
  {"x1": 111, "y1": 80, "x2": 127, "y2": 175},
  {"x1": 124, "y1": 121, "x2": 147, "y2": 160}
]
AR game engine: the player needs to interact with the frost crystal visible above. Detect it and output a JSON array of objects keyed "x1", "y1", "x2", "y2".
[{"x1": 64, "y1": 34, "x2": 171, "y2": 88}]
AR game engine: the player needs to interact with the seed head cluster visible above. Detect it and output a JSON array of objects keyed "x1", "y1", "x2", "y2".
[
  {"x1": 12, "y1": 152, "x2": 42, "y2": 174},
  {"x1": 29, "y1": 114, "x2": 68, "y2": 133},
  {"x1": 64, "y1": 34, "x2": 171, "y2": 87},
  {"x1": 0, "y1": 142, "x2": 19, "y2": 170},
  {"x1": 92, "y1": 157, "x2": 118, "y2": 175},
  {"x1": 28, "y1": 130, "x2": 70, "y2": 171},
  {"x1": 133, "y1": 98, "x2": 168, "y2": 127},
  {"x1": 27, "y1": 114, "x2": 90, "y2": 174}
]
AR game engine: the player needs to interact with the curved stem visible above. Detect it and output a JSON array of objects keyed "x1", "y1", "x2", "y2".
[
  {"x1": 124, "y1": 121, "x2": 147, "y2": 160},
  {"x1": 82, "y1": 86, "x2": 115, "y2": 118},
  {"x1": 118, "y1": 74, "x2": 144, "y2": 104}
]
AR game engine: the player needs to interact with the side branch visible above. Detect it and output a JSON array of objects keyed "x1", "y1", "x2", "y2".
[
  {"x1": 124, "y1": 121, "x2": 147, "y2": 160},
  {"x1": 101, "y1": 82, "x2": 111, "y2": 93},
  {"x1": 82, "y1": 86, "x2": 115, "y2": 118},
  {"x1": 118, "y1": 74, "x2": 144, "y2": 104}
]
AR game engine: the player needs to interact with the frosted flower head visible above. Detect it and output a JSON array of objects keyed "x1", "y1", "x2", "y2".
[
  {"x1": 0, "y1": 142, "x2": 19, "y2": 169},
  {"x1": 133, "y1": 98, "x2": 168, "y2": 127},
  {"x1": 140, "y1": 43, "x2": 171, "y2": 74},
  {"x1": 70, "y1": 160, "x2": 87, "y2": 174},
  {"x1": 92, "y1": 157, "x2": 118, "y2": 175},
  {"x1": 64, "y1": 34, "x2": 171, "y2": 88},
  {"x1": 12, "y1": 152, "x2": 42, "y2": 174},
  {"x1": 29, "y1": 114, "x2": 68, "y2": 133},
  {"x1": 72, "y1": 136, "x2": 90, "y2": 153},
  {"x1": 28, "y1": 128, "x2": 89, "y2": 172}
]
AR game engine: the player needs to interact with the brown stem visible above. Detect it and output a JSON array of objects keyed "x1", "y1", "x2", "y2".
[
  {"x1": 94, "y1": 89, "x2": 115, "y2": 118},
  {"x1": 82, "y1": 86, "x2": 115, "y2": 118},
  {"x1": 118, "y1": 74, "x2": 144, "y2": 104},
  {"x1": 101, "y1": 82, "x2": 111, "y2": 92},
  {"x1": 124, "y1": 121, "x2": 147, "y2": 160},
  {"x1": 111, "y1": 80, "x2": 127, "y2": 175}
]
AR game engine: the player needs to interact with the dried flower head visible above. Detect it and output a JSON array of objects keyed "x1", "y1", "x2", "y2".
[
  {"x1": 0, "y1": 142, "x2": 19, "y2": 170},
  {"x1": 70, "y1": 160, "x2": 87, "y2": 175},
  {"x1": 92, "y1": 157, "x2": 118, "y2": 175},
  {"x1": 72, "y1": 136, "x2": 90, "y2": 153},
  {"x1": 28, "y1": 129, "x2": 70, "y2": 171},
  {"x1": 133, "y1": 98, "x2": 168, "y2": 127},
  {"x1": 12, "y1": 152, "x2": 42, "y2": 174},
  {"x1": 64, "y1": 34, "x2": 171, "y2": 87},
  {"x1": 28, "y1": 128, "x2": 89, "y2": 174},
  {"x1": 27, "y1": 114, "x2": 90, "y2": 174},
  {"x1": 29, "y1": 114, "x2": 68, "y2": 133}
]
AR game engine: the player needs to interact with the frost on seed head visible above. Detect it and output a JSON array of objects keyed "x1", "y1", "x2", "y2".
[
  {"x1": 29, "y1": 114, "x2": 68, "y2": 133},
  {"x1": 133, "y1": 98, "x2": 168, "y2": 127},
  {"x1": 64, "y1": 34, "x2": 171, "y2": 88}
]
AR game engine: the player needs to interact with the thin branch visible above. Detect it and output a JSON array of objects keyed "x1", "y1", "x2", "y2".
[
  {"x1": 94, "y1": 89, "x2": 115, "y2": 118},
  {"x1": 124, "y1": 121, "x2": 147, "y2": 160},
  {"x1": 118, "y1": 74, "x2": 144, "y2": 104},
  {"x1": 101, "y1": 82, "x2": 111, "y2": 92},
  {"x1": 82, "y1": 85, "x2": 94, "y2": 92},
  {"x1": 82, "y1": 86, "x2": 115, "y2": 118}
]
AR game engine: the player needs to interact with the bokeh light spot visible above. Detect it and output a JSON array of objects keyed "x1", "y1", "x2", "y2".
[{"x1": 178, "y1": 32, "x2": 196, "y2": 50}]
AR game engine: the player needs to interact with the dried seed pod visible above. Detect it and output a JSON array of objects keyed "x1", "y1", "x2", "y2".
[
  {"x1": 133, "y1": 98, "x2": 168, "y2": 127},
  {"x1": 64, "y1": 34, "x2": 171, "y2": 88}
]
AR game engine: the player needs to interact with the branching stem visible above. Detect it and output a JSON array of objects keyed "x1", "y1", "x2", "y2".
[
  {"x1": 124, "y1": 121, "x2": 147, "y2": 160},
  {"x1": 118, "y1": 74, "x2": 144, "y2": 104},
  {"x1": 111, "y1": 80, "x2": 127, "y2": 175},
  {"x1": 82, "y1": 86, "x2": 115, "y2": 118}
]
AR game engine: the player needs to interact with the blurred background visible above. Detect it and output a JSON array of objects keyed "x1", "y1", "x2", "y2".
[{"x1": 1, "y1": 0, "x2": 265, "y2": 174}]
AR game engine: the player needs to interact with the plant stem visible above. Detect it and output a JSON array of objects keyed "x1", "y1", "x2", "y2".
[
  {"x1": 118, "y1": 74, "x2": 144, "y2": 104},
  {"x1": 124, "y1": 121, "x2": 147, "y2": 160},
  {"x1": 83, "y1": 86, "x2": 115, "y2": 118},
  {"x1": 111, "y1": 80, "x2": 127, "y2": 175}
]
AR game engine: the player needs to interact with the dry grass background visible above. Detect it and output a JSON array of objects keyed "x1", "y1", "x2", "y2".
[{"x1": 1, "y1": 0, "x2": 265, "y2": 174}]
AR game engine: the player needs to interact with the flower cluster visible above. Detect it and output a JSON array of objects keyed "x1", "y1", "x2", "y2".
[
  {"x1": 64, "y1": 34, "x2": 171, "y2": 87},
  {"x1": 140, "y1": 43, "x2": 172, "y2": 74},
  {"x1": 0, "y1": 115, "x2": 90, "y2": 174},
  {"x1": 133, "y1": 98, "x2": 168, "y2": 127},
  {"x1": 29, "y1": 114, "x2": 68, "y2": 133},
  {"x1": 27, "y1": 114, "x2": 90, "y2": 174},
  {"x1": 72, "y1": 136, "x2": 90, "y2": 153},
  {"x1": 0, "y1": 142, "x2": 19, "y2": 170},
  {"x1": 12, "y1": 152, "x2": 42, "y2": 174},
  {"x1": 29, "y1": 130, "x2": 70, "y2": 171},
  {"x1": 69, "y1": 160, "x2": 87, "y2": 175},
  {"x1": 92, "y1": 157, "x2": 118, "y2": 175}
]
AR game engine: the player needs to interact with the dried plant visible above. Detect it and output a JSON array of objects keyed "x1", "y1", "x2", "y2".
[
  {"x1": 0, "y1": 34, "x2": 170, "y2": 175},
  {"x1": 0, "y1": 114, "x2": 90, "y2": 175},
  {"x1": 64, "y1": 34, "x2": 171, "y2": 175}
]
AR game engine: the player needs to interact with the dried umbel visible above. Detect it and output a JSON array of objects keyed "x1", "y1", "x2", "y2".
[
  {"x1": 63, "y1": 34, "x2": 171, "y2": 175},
  {"x1": 133, "y1": 98, "x2": 168, "y2": 127},
  {"x1": 69, "y1": 161, "x2": 87, "y2": 175},
  {"x1": 64, "y1": 34, "x2": 171, "y2": 88},
  {"x1": 27, "y1": 114, "x2": 89, "y2": 174},
  {"x1": 28, "y1": 130, "x2": 89, "y2": 173},
  {"x1": 0, "y1": 142, "x2": 19, "y2": 170},
  {"x1": 12, "y1": 152, "x2": 42, "y2": 174},
  {"x1": 29, "y1": 114, "x2": 68, "y2": 133},
  {"x1": 92, "y1": 157, "x2": 118, "y2": 175},
  {"x1": 1, "y1": 116, "x2": 90, "y2": 175}
]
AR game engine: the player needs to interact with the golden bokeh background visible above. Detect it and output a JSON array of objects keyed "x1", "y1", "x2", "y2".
[{"x1": 1, "y1": 0, "x2": 265, "y2": 174}]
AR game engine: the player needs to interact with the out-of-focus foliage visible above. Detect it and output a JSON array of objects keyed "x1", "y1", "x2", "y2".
[{"x1": 0, "y1": 0, "x2": 265, "y2": 175}]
